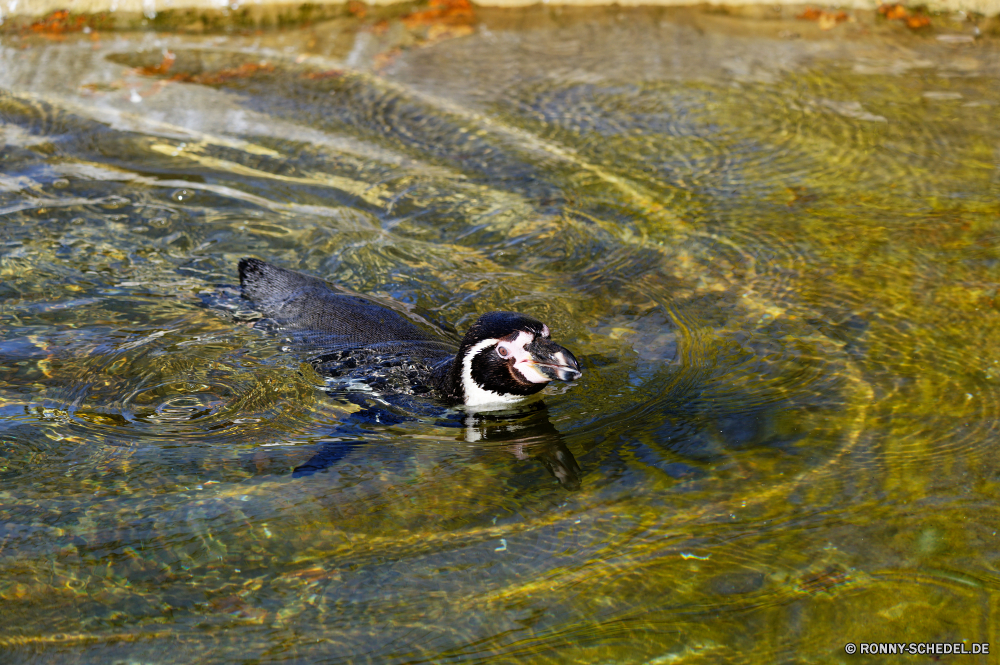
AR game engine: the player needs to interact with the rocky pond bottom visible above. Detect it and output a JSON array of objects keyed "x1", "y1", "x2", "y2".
[{"x1": 1, "y1": 6, "x2": 999, "y2": 663}]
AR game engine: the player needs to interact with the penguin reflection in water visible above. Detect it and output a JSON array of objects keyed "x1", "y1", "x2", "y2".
[{"x1": 236, "y1": 258, "x2": 584, "y2": 488}]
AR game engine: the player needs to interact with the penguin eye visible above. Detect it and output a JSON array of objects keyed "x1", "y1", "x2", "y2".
[{"x1": 496, "y1": 345, "x2": 510, "y2": 358}]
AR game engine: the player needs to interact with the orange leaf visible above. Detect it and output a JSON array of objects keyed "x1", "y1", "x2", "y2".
[
  {"x1": 373, "y1": 47, "x2": 402, "y2": 72},
  {"x1": 304, "y1": 69, "x2": 344, "y2": 80},
  {"x1": 878, "y1": 3, "x2": 911, "y2": 19},
  {"x1": 905, "y1": 13, "x2": 931, "y2": 28},
  {"x1": 425, "y1": 23, "x2": 474, "y2": 42},
  {"x1": 135, "y1": 51, "x2": 176, "y2": 76},
  {"x1": 29, "y1": 9, "x2": 89, "y2": 36},
  {"x1": 818, "y1": 11, "x2": 850, "y2": 29},
  {"x1": 402, "y1": 0, "x2": 474, "y2": 28},
  {"x1": 167, "y1": 62, "x2": 275, "y2": 85},
  {"x1": 347, "y1": 1, "x2": 367, "y2": 18},
  {"x1": 798, "y1": 8, "x2": 850, "y2": 29}
]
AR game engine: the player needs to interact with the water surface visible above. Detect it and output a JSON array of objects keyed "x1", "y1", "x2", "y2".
[{"x1": 1, "y1": 6, "x2": 999, "y2": 663}]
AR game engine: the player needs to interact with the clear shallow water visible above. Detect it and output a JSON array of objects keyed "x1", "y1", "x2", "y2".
[{"x1": 1, "y1": 7, "x2": 999, "y2": 663}]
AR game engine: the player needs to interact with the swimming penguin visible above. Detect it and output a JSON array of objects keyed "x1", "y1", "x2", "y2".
[{"x1": 237, "y1": 258, "x2": 582, "y2": 408}]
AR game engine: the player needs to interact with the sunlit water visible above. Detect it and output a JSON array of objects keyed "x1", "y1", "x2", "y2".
[{"x1": 1, "y1": 6, "x2": 999, "y2": 663}]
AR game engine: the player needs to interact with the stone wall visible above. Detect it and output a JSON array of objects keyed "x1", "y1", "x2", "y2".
[{"x1": 3, "y1": 0, "x2": 998, "y2": 23}]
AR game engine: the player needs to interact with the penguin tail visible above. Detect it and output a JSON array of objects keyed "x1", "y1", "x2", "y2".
[
  {"x1": 238, "y1": 257, "x2": 328, "y2": 312},
  {"x1": 238, "y1": 257, "x2": 268, "y2": 289}
]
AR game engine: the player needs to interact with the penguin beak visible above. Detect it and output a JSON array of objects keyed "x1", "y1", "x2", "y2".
[{"x1": 525, "y1": 337, "x2": 582, "y2": 382}]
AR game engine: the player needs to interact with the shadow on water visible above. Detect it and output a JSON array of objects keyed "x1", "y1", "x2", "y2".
[
  {"x1": 1, "y1": 7, "x2": 1000, "y2": 662},
  {"x1": 285, "y1": 398, "x2": 584, "y2": 491}
]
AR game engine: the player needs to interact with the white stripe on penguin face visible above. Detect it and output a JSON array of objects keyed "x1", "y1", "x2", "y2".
[{"x1": 461, "y1": 338, "x2": 526, "y2": 407}]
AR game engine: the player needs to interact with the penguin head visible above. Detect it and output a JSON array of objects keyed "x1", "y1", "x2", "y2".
[{"x1": 456, "y1": 311, "x2": 582, "y2": 408}]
